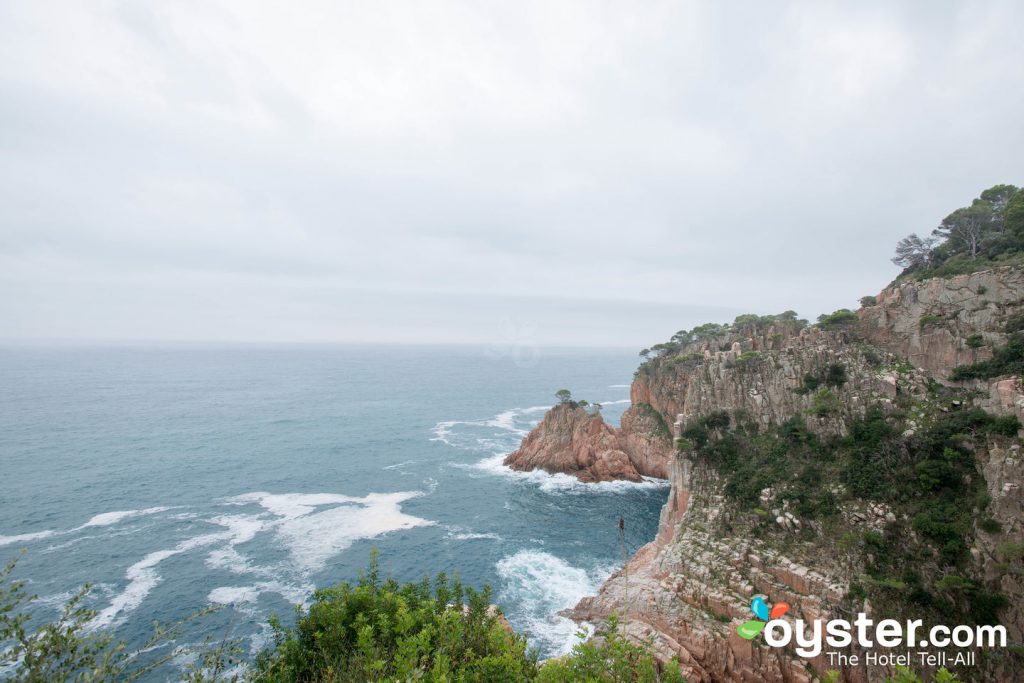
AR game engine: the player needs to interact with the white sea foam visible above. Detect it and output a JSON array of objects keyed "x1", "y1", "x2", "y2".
[
  {"x1": 431, "y1": 405, "x2": 551, "y2": 448},
  {"x1": 444, "y1": 525, "x2": 502, "y2": 542},
  {"x1": 496, "y1": 550, "x2": 609, "y2": 656},
  {"x1": 430, "y1": 420, "x2": 459, "y2": 444},
  {"x1": 382, "y1": 460, "x2": 418, "y2": 470},
  {"x1": 608, "y1": 384, "x2": 630, "y2": 388},
  {"x1": 465, "y1": 454, "x2": 669, "y2": 494},
  {"x1": 225, "y1": 491, "x2": 434, "y2": 574},
  {"x1": 0, "y1": 506, "x2": 173, "y2": 548},
  {"x1": 597, "y1": 399, "x2": 631, "y2": 406},
  {"x1": 208, "y1": 580, "x2": 311, "y2": 608},
  {"x1": 0, "y1": 529, "x2": 56, "y2": 547},
  {"x1": 208, "y1": 585, "x2": 261, "y2": 605},
  {"x1": 91, "y1": 531, "x2": 227, "y2": 629},
  {"x1": 228, "y1": 492, "x2": 359, "y2": 519},
  {"x1": 272, "y1": 492, "x2": 434, "y2": 573},
  {"x1": 77, "y1": 506, "x2": 172, "y2": 529}
]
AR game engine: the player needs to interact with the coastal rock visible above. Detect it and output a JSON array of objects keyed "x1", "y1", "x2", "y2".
[
  {"x1": 858, "y1": 266, "x2": 1024, "y2": 379},
  {"x1": 530, "y1": 266, "x2": 1024, "y2": 682},
  {"x1": 503, "y1": 403, "x2": 671, "y2": 482}
]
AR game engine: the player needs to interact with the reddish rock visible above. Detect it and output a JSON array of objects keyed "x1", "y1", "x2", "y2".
[{"x1": 503, "y1": 403, "x2": 664, "y2": 482}]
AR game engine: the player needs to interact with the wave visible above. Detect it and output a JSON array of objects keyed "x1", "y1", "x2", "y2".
[
  {"x1": 91, "y1": 531, "x2": 229, "y2": 629},
  {"x1": 430, "y1": 405, "x2": 550, "y2": 449},
  {"x1": 88, "y1": 490, "x2": 433, "y2": 628},
  {"x1": 207, "y1": 580, "x2": 309, "y2": 608},
  {"x1": 77, "y1": 506, "x2": 173, "y2": 529},
  {"x1": 0, "y1": 529, "x2": 56, "y2": 547},
  {"x1": 0, "y1": 506, "x2": 173, "y2": 548},
  {"x1": 495, "y1": 550, "x2": 609, "y2": 657},
  {"x1": 382, "y1": 460, "x2": 418, "y2": 471},
  {"x1": 444, "y1": 525, "x2": 502, "y2": 542},
  {"x1": 597, "y1": 399, "x2": 631, "y2": 406},
  {"x1": 227, "y1": 490, "x2": 434, "y2": 575},
  {"x1": 608, "y1": 384, "x2": 630, "y2": 388},
  {"x1": 463, "y1": 454, "x2": 670, "y2": 495}
]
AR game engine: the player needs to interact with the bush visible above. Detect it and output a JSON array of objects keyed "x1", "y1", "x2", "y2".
[
  {"x1": 252, "y1": 552, "x2": 536, "y2": 682},
  {"x1": 860, "y1": 295, "x2": 877, "y2": 307},
  {"x1": 965, "y1": 333, "x2": 984, "y2": 349},
  {"x1": 536, "y1": 615, "x2": 685, "y2": 683},
  {"x1": 1006, "y1": 313, "x2": 1024, "y2": 334},
  {"x1": 810, "y1": 388, "x2": 841, "y2": 417},
  {"x1": 950, "y1": 333, "x2": 1024, "y2": 380},
  {"x1": 919, "y1": 314, "x2": 943, "y2": 329},
  {"x1": 817, "y1": 309, "x2": 858, "y2": 330},
  {"x1": 992, "y1": 415, "x2": 1022, "y2": 436}
]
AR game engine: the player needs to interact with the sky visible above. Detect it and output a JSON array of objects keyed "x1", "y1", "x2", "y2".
[{"x1": 1, "y1": 1, "x2": 1022, "y2": 348}]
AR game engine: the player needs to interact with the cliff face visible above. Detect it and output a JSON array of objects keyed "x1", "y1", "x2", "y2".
[
  {"x1": 859, "y1": 266, "x2": 1024, "y2": 379},
  {"x1": 509, "y1": 266, "x2": 1024, "y2": 682},
  {"x1": 503, "y1": 402, "x2": 673, "y2": 482}
]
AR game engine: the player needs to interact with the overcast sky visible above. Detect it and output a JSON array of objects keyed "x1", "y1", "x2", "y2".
[{"x1": 1, "y1": 1, "x2": 1022, "y2": 348}]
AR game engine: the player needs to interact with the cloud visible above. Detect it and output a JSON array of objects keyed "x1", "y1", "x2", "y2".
[{"x1": 1, "y1": 0, "x2": 1022, "y2": 346}]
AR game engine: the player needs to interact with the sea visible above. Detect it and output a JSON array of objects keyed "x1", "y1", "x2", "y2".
[{"x1": 0, "y1": 344, "x2": 669, "y2": 677}]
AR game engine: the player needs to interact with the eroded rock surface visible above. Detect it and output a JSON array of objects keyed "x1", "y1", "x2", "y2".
[{"x1": 503, "y1": 402, "x2": 672, "y2": 482}]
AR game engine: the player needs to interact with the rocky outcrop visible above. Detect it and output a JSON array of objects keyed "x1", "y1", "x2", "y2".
[
  {"x1": 509, "y1": 265, "x2": 1024, "y2": 682},
  {"x1": 567, "y1": 456, "x2": 832, "y2": 682},
  {"x1": 632, "y1": 328, "x2": 915, "y2": 440},
  {"x1": 858, "y1": 266, "x2": 1024, "y2": 379},
  {"x1": 503, "y1": 403, "x2": 672, "y2": 482}
]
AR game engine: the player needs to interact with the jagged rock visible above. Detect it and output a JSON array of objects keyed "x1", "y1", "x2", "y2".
[
  {"x1": 859, "y1": 266, "x2": 1024, "y2": 379},
  {"x1": 502, "y1": 402, "x2": 672, "y2": 482}
]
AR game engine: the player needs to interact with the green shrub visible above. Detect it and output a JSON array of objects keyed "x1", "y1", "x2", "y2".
[
  {"x1": 252, "y1": 552, "x2": 536, "y2": 682},
  {"x1": 536, "y1": 615, "x2": 685, "y2": 683},
  {"x1": 993, "y1": 415, "x2": 1022, "y2": 435},
  {"x1": 919, "y1": 314, "x2": 943, "y2": 329},
  {"x1": 950, "y1": 333, "x2": 1024, "y2": 380},
  {"x1": 817, "y1": 309, "x2": 858, "y2": 330},
  {"x1": 810, "y1": 388, "x2": 841, "y2": 417},
  {"x1": 979, "y1": 517, "x2": 1003, "y2": 534},
  {"x1": 703, "y1": 411, "x2": 731, "y2": 430},
  {"x1": 860, "y1": 295, "x2": 878, "y2": 307},
  {"x1": 965, "y1": 333, "x2": 985, "y2": 349}
]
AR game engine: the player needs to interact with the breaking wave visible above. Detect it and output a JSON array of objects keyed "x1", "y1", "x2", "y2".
[
  {"x1": 464, "y1": 454, "x2": 669, "y2": 495},
  {"x1": 496, "y1": 550, "x2": 609, "y2": 656}
]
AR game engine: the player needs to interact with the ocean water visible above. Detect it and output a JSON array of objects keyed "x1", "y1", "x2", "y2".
[{"x1": 0, "y1": 344, "x2": 668, "y2": 676}]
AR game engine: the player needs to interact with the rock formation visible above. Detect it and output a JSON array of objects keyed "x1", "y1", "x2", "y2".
[
  {"x1": 503, "y1": 402, "x2": 673, "y2": 482},
  {"x1": 509, "y1": 266, "x2": 1024, "y2": 682}
]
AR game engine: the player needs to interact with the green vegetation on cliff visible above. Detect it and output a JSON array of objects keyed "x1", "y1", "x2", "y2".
[
  {"x1": 950, "y1": 333, "x2": 1024, "y2": 381},
  {"x1": 678, "y1": 399, "x2": 1020, "y2": 632}
]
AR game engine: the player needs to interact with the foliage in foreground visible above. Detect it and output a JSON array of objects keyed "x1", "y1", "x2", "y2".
[
  {"x1": 250, "y1": 551, "x2": 535, "y2": 682},
  {"x1": 0, "y1": 551, "x2": 976, "y2": 683},
  {"x1": 249, "y1": 551, "x2": 687, "y2": 683},
  {"x1": 537, "y1": 616, "x2": 684, "y2": 683},
  {"x1": 0, "y1": 555, "x2": 240, "y2": 682}
]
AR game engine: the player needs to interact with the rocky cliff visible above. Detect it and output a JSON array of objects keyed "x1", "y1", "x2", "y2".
[{"x1": 510, "y1": 266, "x2": 1024, "y2": 682}]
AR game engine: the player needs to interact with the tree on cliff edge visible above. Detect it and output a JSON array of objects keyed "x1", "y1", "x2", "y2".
[{"x1": 555, "y1": 389, "x2": 573, "y2": 404}]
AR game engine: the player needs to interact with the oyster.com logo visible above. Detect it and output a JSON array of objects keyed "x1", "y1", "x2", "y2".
[
  {"x1": 732, "y1": 593, "x2": 1005, "y2": 666},
  {"x1": 736, "y1": 596, "x2": 789, "y2": 640}
]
